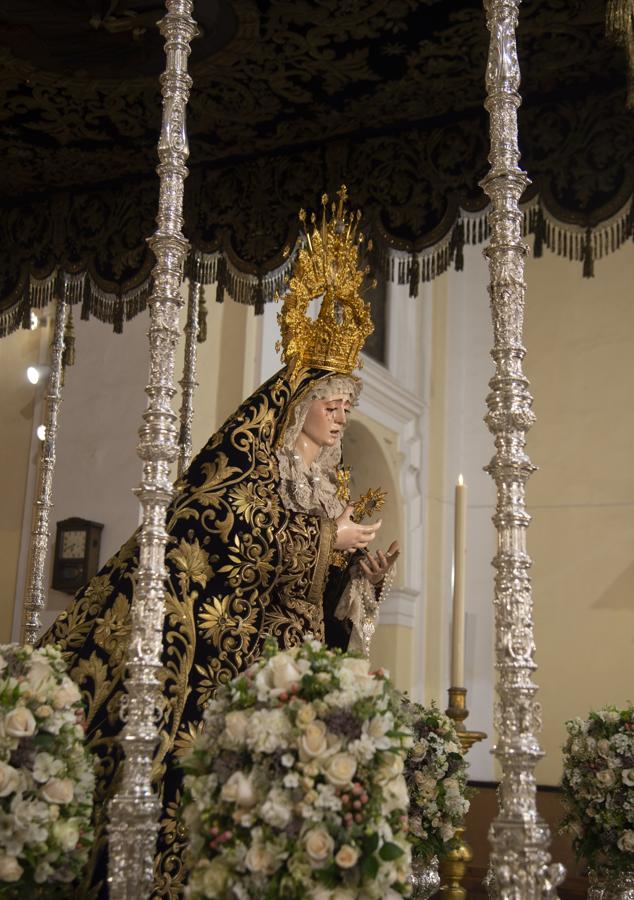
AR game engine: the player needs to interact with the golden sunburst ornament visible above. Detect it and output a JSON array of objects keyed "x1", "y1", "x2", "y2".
[{"x1": 276, "y1": 186, "x2": 375, "y2": 375}]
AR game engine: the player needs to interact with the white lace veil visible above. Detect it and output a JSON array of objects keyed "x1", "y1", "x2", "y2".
[{"x1": 275, "y1": 374, "x2": 361, "y2": 519}]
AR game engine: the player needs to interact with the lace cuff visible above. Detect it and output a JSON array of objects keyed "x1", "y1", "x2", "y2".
[{"x1": 334, "y1": 570, "x2": 377, "y2": 655}]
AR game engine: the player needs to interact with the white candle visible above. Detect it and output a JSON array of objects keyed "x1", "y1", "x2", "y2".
[{"x1": 451, "y1": 474, "x2": 467, "y2": 687}]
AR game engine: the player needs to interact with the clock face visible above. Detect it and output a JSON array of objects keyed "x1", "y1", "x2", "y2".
[{"x1": 61, "y1": 530, "x2": 86, "y2": 560}]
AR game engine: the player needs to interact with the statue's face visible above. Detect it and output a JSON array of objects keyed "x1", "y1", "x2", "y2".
[{"x1": 301, "y1": 394, "x2": 351, "y2": 449}]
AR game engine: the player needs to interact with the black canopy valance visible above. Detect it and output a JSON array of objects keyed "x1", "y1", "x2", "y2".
[{"x1": 1, "y1": 0, "x2": 632, "y2": 335}]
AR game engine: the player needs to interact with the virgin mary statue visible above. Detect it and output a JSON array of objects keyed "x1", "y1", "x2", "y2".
[{"x1": 39, "y1": 189, "x2": 399, "y2": 898}]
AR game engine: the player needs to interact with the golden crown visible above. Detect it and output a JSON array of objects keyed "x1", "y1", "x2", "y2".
[{"x1": 276, "y1": 186, "x2": 375, "y2": 376}]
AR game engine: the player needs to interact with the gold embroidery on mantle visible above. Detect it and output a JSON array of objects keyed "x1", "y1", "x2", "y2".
[{"x1": 37, "y1": 365, "x2": 343, "y2": 898}]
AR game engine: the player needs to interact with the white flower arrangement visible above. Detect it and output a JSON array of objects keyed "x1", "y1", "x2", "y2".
[
  {"x1": 182, "y1": 638, "x2": 413, "y2": 899},
  {"x1": 561, "y1": 705, "x2": 634, "y2": 874},
  {"x1": 402, "y1": 702, "x2": 470, "y2": 862},
  {"x1": 0, "y1": 643, "x2": 94, "y2": 897}
]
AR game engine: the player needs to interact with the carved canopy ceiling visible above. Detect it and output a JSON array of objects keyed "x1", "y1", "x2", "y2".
[{"x1": 0, "y1": 0, "x2": 632, "y2": 321}]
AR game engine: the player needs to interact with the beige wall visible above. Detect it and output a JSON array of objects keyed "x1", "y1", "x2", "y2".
[
  {"x1": 419, "y1": 242, "x2": 634, "y2": 783},
  {"x1": 524, "y1": 244, "x2": 634, "y2": 784},
  {"x1": 0, "y1": 325, "x2": 42, "y2": 642},
  {"x1": 422, "y1": 272, "x2": 450, "y2": 708}
]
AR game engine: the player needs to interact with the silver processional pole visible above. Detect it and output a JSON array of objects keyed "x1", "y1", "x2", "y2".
[
  {"x1": 107, "y1": 1, "x2": 197, "y2": 897},
  {"x1": 177, "y1": 254, "x2": 202, "y2": 476},
  {"x1": 480, "y1": 2, "x2": 564, "y2": 897},
  {"x1": 22, "y1": 285, "x2": 67, "y2": 645}
]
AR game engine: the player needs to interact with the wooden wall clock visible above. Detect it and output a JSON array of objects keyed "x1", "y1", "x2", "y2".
[{"x1": 51, "y1": 517, "x2": 103, "y2": 594}]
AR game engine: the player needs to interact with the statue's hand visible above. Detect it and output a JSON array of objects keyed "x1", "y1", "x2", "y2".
[
  {"x1": 334, "y1": 504, "x2": 382, "y2": 551},
  {"x1": 359, "y1": 541, "x2": 400, "y2": 586}
]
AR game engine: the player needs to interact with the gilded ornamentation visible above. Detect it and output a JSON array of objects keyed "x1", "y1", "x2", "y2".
[
  {"x1": 38, "y1": 364, "x2": 350, "y2": 897},
  {"x1": 352, "y1": 486, "x2": 387, "y2": 522},
  {"x1": 481, "y1": 1, "x2": 565, "y2": 896},
  {"x1": 277, "y1": 187, "x2": 374, "y2": 375}
]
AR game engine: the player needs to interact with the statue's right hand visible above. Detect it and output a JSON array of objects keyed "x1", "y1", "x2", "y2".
[{"x1": 334, "y1": 504, "x2": 382, "y2": 551}]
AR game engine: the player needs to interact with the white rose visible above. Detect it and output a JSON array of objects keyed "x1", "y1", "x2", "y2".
[
  {"x1": 334, "y1": 844, "x2": 360, "y2": 868},
  {"x1": 0, "y1": 854, "x2": 23, "y2": 882},
  {"x1": 52, "y1": 681, "x2": 81, "y2": 710},
  {"x1": 376, "y1": 752, "x2": 404, "y2": 784},
  {"x1": 415, "y1": 771, "x2": 436, "y2": 798},
  {"x1": 53, "y1": 817, "x2": 80, "y2": 851},
  {"x1": 324, "y1": 753, "x2": 357, "y2": 787},
  {"x1": 33, "y1": 752, "x2": 64, "y2": 783},
  {"x1": 304, "y1": 828, "x2": 335, "y2": 867},
  {"x1": 299, "y1": 721, "x2": 329, "y2": 759},
  {"x1": 26, "y1": 657, "x2": 54, "y2": 690},
  {"x1": 444, "y1": 777, "x2": 460, "y2": 796},
  {"x1": 296, "y1": 703, "x2": 317, "y2": 728},
  {"x1": 261, "y1": 789, "x2": 292, "y2": 828},
  {"x1": 366, "y1": 713, "x2": 394, "y2": 750},
  {"x1": 0, "y1": 762, "x2": 21, "y2": 798},
  {"x1": 42, "y1": 777, "x2": 75, "y2": 804},
  {"x1": 270, "y1": 653, "x2": 306, "y2": 691},
  {"x1": 383, "y1": 775, "x2": 409, "y2": 813},
  {"x1": 309, "y1": 888, "x2": 333, "y2": 900},
  {"x1": 622, "y1": 769, "x2": 634, "y2": 787},
  {"x1": 4, "y1": 707, "x2": 37, "y2": 738},
  {"x1": 245, "y1": 844, "x2": 276, "y2": 874},
  {"x1": 602, "y1": 710, "x2": 620, "y2": 723},
  {"x1": 596, "y1": 738, "x2": 611, "y2": 758},
  {"x1": 411, "y1": 739, "x2": 428, "y2": 759},
  {"x1": 596, "y1": 769, "x2": 616, "y2": 788},
  {"x1": 617, "y1": 829, "x2": 634, "y2": 853},
  {"x1": 223, "y1": 711, "x2": 249, "y2": 746},
  {"x1": 200, "y1": 858, "x2": 229, "y2": 895},
  {"x1": 340, "y1": 657, "x2": 370, "y2": 678},
  {"x1": 220, "y1": 771, "x2": 258, "y2": 808}
]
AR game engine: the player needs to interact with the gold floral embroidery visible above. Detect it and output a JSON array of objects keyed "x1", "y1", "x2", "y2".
[
  {"x1": 37, "y1": 366, "x2": 343, "y2": 898},
  {"x1": 172, "y1": 721, "x2": 204, "y2": 760},
  {"x1": 197, "y1": 595, "x2": 234, "y2": 645},
  {"x1": 228, "y1": 480, "x2": 282, "y2": 528},
  {"x1": 166, "y1": 538, "x2": 213, "y2": 589},
  {"x1": 72, "y1": 652, "x2": 114, "y2": 730},
  {"x1": 93, "y1": 592, "x2": 131, "y2": 667},
  {"x1": 218, "y1": 532, "x2": 276, "y2": 587},
  {"x1": 82, "y1": 573, "x2": 116, "y2": 607}
]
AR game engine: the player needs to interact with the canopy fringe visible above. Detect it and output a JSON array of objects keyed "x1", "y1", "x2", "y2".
[{"x1": 2, "y1": 195, "x2": 632, "y2": 338}]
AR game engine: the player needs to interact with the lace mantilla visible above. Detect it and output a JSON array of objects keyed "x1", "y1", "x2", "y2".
[{"x1": 276, "y1": 374, "x2": 361, "y2": 519}]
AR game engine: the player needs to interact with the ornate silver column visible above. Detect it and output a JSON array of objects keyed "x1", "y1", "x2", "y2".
[
  {"x1": 22, "y1": 288, "x2": 67, "y2": 645},
  {"x1": 177, "y1": 260, "x2": 202, "y2": 476},
  {"x1": 107, "y1": 2, "x2": 197, "y2": 897},
  {"x1": 480, "y1": 2, "x2": 564, "y2": 897}
]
